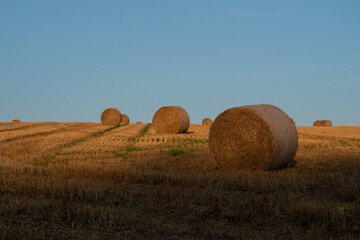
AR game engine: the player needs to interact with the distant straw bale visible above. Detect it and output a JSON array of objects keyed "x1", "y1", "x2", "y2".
[
  {"x1": 202, "y1": 118, "x2": 212, "y2": 127},
  {"x1": 209, "y1": 104, "x2": 298, "y2": 171},
  {"x1": 152, "y1": 106, "x2": 190, "y2": 134},
  {"x1": 101, "y1": 108, "x2": 121, "y2": 126},
  {"x1": 136, "y1": 121, "x2": 142, "y2": 124},
  {"x1": 12, "y1": 119, "x2": 21, "y2": 123},
  {"x1": 121, "y1": 114, "x2": 130, "y2": 125},
  {"x1": 313, "y1": 120, "x2": 321, "y2": 126},
  {"x1": 313, "y1": 120, "x2": 333, "y2": 127}
]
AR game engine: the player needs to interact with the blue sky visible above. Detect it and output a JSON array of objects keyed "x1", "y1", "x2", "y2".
[{"x1": 1, "y1": 1, "x2": 359, "y2": 125}]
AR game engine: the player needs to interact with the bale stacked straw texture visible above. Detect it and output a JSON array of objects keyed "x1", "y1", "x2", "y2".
[
  {"x1": 202, "y1": 118, "x2": 212, "y2": 127},
  {"x1": 101, "y1": 108, "x2": 122, "y2": 126},
  {"x1": 313, "y1": 120, "x2": 322, "y2": 126},
  {"x1": 12, "y1": 119, "x2": 21, "y2": 123},
  {"x1": 209, "y1": 104, "x2": 298, "y2": 171},
  {"x1": 121, "y1": 114, "x2": 130, "y2": 125},
  {"x1": 152, "y1": 106, "x2": 190, "y2": 134},
  {"x1": 313, "y1": 120, "x2": 332, "y2": 127}
]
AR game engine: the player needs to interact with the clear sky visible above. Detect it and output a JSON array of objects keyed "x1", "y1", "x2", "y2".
[{"x1": 1, "y1": 1, "x2": 359, "y2": 126}]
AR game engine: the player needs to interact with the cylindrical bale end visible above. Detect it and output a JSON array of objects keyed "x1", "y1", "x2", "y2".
[
  {"x1": 152, "y1": 106, "x2": 190, "y2": 134},
  {"x1": 209, "y1": 104, "x2": 298, "y2": 171},
  {"x1": 313, "y1": 120, "x2": 333, "y2": 127},
  {"x1": 101, "y1": 108, "x2": 122, "y2": 126},
  {"x1": 313, "y1": 120, "x2": 322, "y2": 126},
  {"x1": 321, "y1": 120, "x2": 332, "y2": 127},
  {"x1": 202, "y1": 118, "x2": 213, "y2": 127},
  {"x1": 121, "y1": 114, "x2": 130, "y2": 125},
  {"x1": 12, "y1": 119, "x2": 21, "y2": 123}
]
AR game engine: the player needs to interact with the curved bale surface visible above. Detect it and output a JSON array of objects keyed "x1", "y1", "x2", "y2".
[
  {"x1": 313, "y1": 120, "x2": 322, "y2": 126},
  {"x1": 209, "y1": 104, "x2": 298, "y2": 171},
  {"x1": 12, "y1": 119, "x2": 21, "y2": 123},
  {"x1": 101, "y1": 108, "x2": 122, "y2": 126},
  {"x1": 313, "y1": 120, "x2": 333, "y2": 127},
  {"x1": 121, "y1": 114, "x2": 130, "y2": 125},
  {"x1": 321, "y1": 120, "x2": 333, "y2": 126},
  {"x1": 152, "y1": 106, "x2": 190, "y2": 134},
  {"x1": 202, "y1": 118, "x2": 212, "y2": 127}
]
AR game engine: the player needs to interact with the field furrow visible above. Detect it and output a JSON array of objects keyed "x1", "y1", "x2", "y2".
[
  {"x1": 0, "y1": 123, "x2": 109, "y2": 164},
  {"x1": 0, "y1": 122, "x2": 51, "y2": 132},
  {"x1": 0, "y1": 122, "x2": 72, "y2": 142},
  {"x1": 66, "y1": 123, "x2": 147, "y2": 152}
]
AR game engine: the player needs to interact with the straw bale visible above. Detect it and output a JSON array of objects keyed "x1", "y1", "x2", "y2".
[
  {"x1": 209, "y1": 104, "x2": 298, "y2": 171},
  {"x1": 101, "y1": 108, "x2": 121, "y2": 126},
  {"x1": 313, "y1": 120, "x2": 333, "y2": 127},
  {"x1": 202, "y1": 118, "x2": 212, "y2": 127},
  {"x1": 121, "y1": 114, "x2": 130, "y2": 125},
  {"x1": 152, "y1": 106, "x2": 190, "y2": 134}
]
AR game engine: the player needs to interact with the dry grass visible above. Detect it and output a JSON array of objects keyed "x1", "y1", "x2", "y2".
[{"x1": 0, "y1": 123, "x2": 360, "y2": 239}]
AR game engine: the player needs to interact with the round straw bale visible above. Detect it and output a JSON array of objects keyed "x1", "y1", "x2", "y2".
[
  {"x1": 101, "y1": 108, "x2": 121, "y2": 126},
  {"x1": 121, "y1": 114, "x2": 130, "y2": 125},
  {"x1": 313, "y1": 120, "x2": 322, "y2": 126},
  {"x1": 202, "y1": 118, "x2": 212, "y2": 127},
  {"x1": 12, "y1": 119, "x2": 21, "y2": 123},
  {"x1": 321, "y1": 120, "x2": 332, "y2": 127},
  {"x1": 152, "y1": 106, "x2": 190, "y2": 134},
  {"x1": 136, "y1": 121, "x2": 142, "y2": 124},
  {"x1": 209, "y1": 104, "x2": 298, "y2": 171},
  {"x1": 313, "y1": 120, "x2": 332, "y2": 127}
]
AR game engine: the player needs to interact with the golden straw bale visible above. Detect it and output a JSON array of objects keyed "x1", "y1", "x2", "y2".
[
  {"x1": 152, "y1": 106, "x2": 190, "y2": 134},
  {"x1": 313, "y1": 120, "x2": 322, "y2": 126},
  {"x1": 202, "y1": 118, "x2": 212, "y2": 127},
  {"x1": 12, "y1": 119, "x2": 21, "y2": 123},
  {"x1": 209, "y1": 104, "x2": 298, "y2": 171},
  {"x1": 313, "y1": 120, "x2": 333, "y2": 127},
  {"x1": 101, "y1": 108, "x2": 121, "y2": 126},
  {"x1": 121, "y1": 114, "x2": 130, "y2": 125}
]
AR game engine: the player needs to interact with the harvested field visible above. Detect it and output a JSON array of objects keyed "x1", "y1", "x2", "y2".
[{"x1": 0, "y1": 122, "x2": 360, "y2": 239}]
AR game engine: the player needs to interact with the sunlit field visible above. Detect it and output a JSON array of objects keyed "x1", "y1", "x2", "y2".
[{"x1": 0, "y1": 122, "x2": 359, "y2": 239}]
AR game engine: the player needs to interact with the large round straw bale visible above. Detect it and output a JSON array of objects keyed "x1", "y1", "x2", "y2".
[
  {"x1": 202, "y1": 118, "x2": 212, "y2": 127},
  {"x1": 101, "y1": 108, "x2": 122, "y2": 126},
  {"x1": 121, "y1": 114, "x2": 130, "y2": 125},
  {"x1": 209, "y1": 104, "x2": 298, "y2": 171},
  {"x1": 152, "y1": 106, "x2": 190, "y2": 134},
  {"x1": 313, "y1": 120, "x2": 333, "y2": 127},
  {"x1": 12, "y1": 119, "x2": 21, "y2": 123}
]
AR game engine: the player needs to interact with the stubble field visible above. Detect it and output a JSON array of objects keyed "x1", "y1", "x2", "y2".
[{"x1": 0, "y1": 122, "x2": 359, "y2": 239}]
